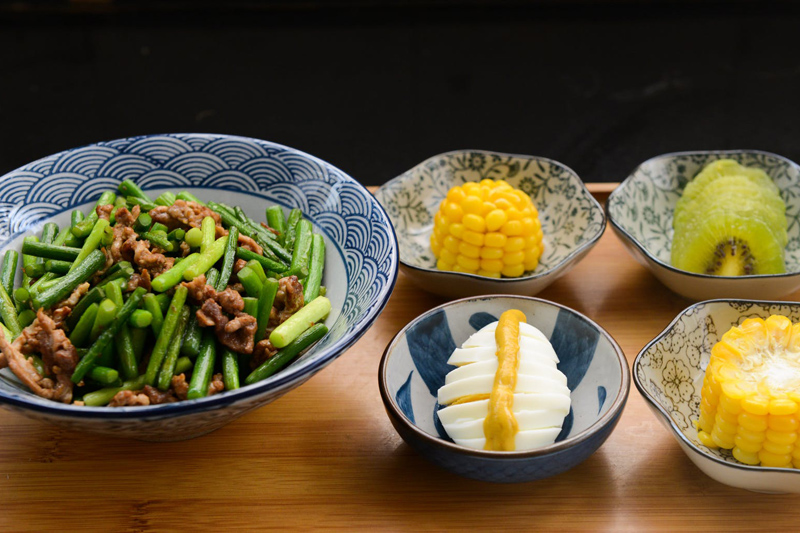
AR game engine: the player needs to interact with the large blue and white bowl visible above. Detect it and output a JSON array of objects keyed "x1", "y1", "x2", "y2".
[
  {"x1": 379, "y1": 295, "x2": 630, "y2": 483},
  {"x1": 0, "y1": 133, "x2": 398, "y2": 441}
]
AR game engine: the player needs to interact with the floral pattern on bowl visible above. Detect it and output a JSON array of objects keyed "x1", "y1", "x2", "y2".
[
  {"x1": 635, "y1": 299, "x2": 800, "y2": 493},
  {"x1": 374, "y1": 150, "x2": 605, "y2": 299},
  {"x1": 607, "y1": 150, "x2": 800, "y2": 300}
]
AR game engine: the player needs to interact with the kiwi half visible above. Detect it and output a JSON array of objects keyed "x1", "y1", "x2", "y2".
[{"x1": 671, "y1": 160, "x2": 787, "y2": 276}]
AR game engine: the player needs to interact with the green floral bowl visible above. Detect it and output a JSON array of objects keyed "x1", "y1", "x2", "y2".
[
  {"x1": 607, "y1": 150, "x2": 800, "y2": 301},
  {"x1": 374, "y1": 150, "x2": 606, "y2": 299}
]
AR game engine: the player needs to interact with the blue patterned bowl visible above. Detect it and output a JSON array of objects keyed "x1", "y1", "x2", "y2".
[
  {"x1": 0, "y1": 133, "x2": 398, "y2": 441},
  {"x1": 607, "y1": 150, "x2": 800, "y2": 300},
  {"x1": 374, "y1": 150, "x2": 606, "y2": 299},
  {"x1": 635, "y1": 299, "x2": 800, "y2": 493},
  {"x1": 378, "y1": 295, "x2": 629, "y2": 483}
]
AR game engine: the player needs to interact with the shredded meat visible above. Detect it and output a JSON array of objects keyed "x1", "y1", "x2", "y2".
[
  {"x1": 260, "y1": 222, "x2": 281, "y2": 236},
  {"x1": 143, "y1": 385, "x2": 178, "y2": 405},
  {"x1": 217, "y1": 288, "x2": 244, "y2": 315},
  {"x1": 277, "y1": 276, "x2": 304, "y2": 314},
  {"x1": 196, "y1": 299, "x2": 257, "y2": 353},
  {"x1": 208, "y1": 373, "x2": 225, "y2": 396},
  {"x1": 183, "y1": 275, "x2": 213, "y2": 302},
  {"x1": 238, "y1": 234, "x2": 262, "y2": 255},
  {"x1": 106, "y1": 222, "x2": 172, "y2": 278},
  {"x1": 149, "y1": 200, "x2": 221, "y2": 231},
  {"x1": 233, "y1": 259, "x2": 247, "y2": 274},
  {"x1": 228, "y1": 282, "x2": 244, "y2": 294},
  {"x1": 251, "y1": 339, "x2": 278, "y2": 369},
  {"x1": 51, "y1": 282, "x2": 90, "y2": 326},
  {"x1": 133, "y1": 239, "x2": 174, "y2": 277},
  {"x1": 96, "y1": 204, "x2": 113, "y2": 221},
  {"x1": 127, "y1": 268, "x2": 152, "y2": 292},
  {"x1": 114, "y1": 205, "x2": 140, "y2": 227},
  {"x1": 0, "y1": 312, "x2": 78, "y2": 404},
  {"x1": 179, "y1": 240, "x2": 192, "y2": 257},
  {"x1": 109, "y1": 390, "x2": 150, "y2": 407},
  {"x1": 172, "y1": 374, "x2": 190, "y2": 401},
  {"x1": 109, "y1": 225, "x2": 136, "y2": 263}
]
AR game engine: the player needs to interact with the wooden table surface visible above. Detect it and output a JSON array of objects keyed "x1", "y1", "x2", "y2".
[{"x1": 2, "y1": 184, "x2": 798, "y2": 532}]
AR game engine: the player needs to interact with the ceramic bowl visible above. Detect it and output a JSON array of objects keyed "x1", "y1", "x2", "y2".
[
  {"x1": 379, "y1": 295, "x2": 630, "y2": 483},
  {"x1": 607, "y1": 150, "x2": 800, "y2": 300},
  {"x1": 374, "y1": 150, "x2": 606, "y2": 299},
  {"x1": 635, "y1": 299, "x2": 800, "y2": 493},
  {"x1": 0, "y1": 133, "x2": 398, "y2": 441}
]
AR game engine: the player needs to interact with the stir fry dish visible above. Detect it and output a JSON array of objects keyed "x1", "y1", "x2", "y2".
[{"x1": 0, "y1": 181, "x2": 329, "y2": 407}]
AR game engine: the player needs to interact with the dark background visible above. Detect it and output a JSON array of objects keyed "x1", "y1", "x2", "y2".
[{"x1": 1, "y1": 1, "x2": 799, "y2": 185}]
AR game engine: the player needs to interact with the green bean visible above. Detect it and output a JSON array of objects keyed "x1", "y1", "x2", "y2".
[
  {"x1": 185, "y1": 227, "x2": 203, "y2": 248},
  {"x1": 304, "y1": 234, "x2": 326, "y2": 303},
  {"x1": 28, "y1": 222, "x2": 58, "y2": 278},
  {"x1": 215, "y1": 226, "x2": 238, "y2": 292},
  {"x1": 65, "y1": 285, "x2": 105, "y2": 330},
  {"x1": 246, "y1": 324, "x2": 328, "y2": 385},
  {"x1": 150, "y1": 253, "x2": 201, "y2": 292},
  {"x1": 1, "y1": 250, "x2": 18, "y2": 296},
  {"x1": 256, "y1": 278, "x2": 279, "y2": 342},
  {"x1": 135, "y1": 212, "x2": 152, "y2": 232},
  {"x1": 69, "y1": 302, "x2": 99, "y2": 347},
  {"x1": 128, "y1": 309, "x2": 152, "y2": 328},
  {"x1": 90, "y1": 299, "x2": 118, "y2": 341},
  {"x1": 200, "y1": 216, "x2": 216, "y2": 253},
  {"x1": 72, "y1": 190, "x2": 115, "y2": 237},
  {"x1": 129, "y1": 326, "x2": 148, "y2": 364},
  {"x1": 143, "y1": 293, "x2": 164, "y2": 337},
  {"x1": 287, "y1": 220, "x2": 313, "y2": 279},
  {"x1": 140, "y1": 231, "x2": 173, "y2": 252},
  {"x1": 151, "y1": 222, "x2": 169, "y2": 234},
  {"x1": 182, "y1": 236, "x2": 227, "y2": 281},
  {"x1": 155, "y1": 293, "x2": 171, "y2": 314},
  {"x1": 95, "y1": 261, "x2": 134, "y2": 289},
  {"x1": 82, "y1": 375, "x2": 146, "y2": 407},
  {"x1": 31, "y1": 249, "x2": 106, "y2": 311},
  {"x1": 246, "y1": 259, "x2": 268, "y2": 285},
  {"x1": 270, "y1": 296, "x2": 331, "y2": 348},
  {"x1": 108, "y1": 196, "x2": 127, "y2": 225},
  {"x1": 236, "y1": 247, "x2": 288, "y2": 274},
  {"x1": 181, "y1": 268, "x2": 219, "y2": 358},
  {"x1": 14, "y1": 287, "x2": 30, "y2": 305},
  {"x1": 284, "y1": 209, "x2": 302, "y2": 252},
  {"x1": 222, "y1": 348, "x2": 239, "y2": 391},
  {"x1": 70, "y1": 209, "x2": 84, "y2": 228},
  {"x1": 105, "y1": 280, "x2": 138, "y2": 380},
  {"x1": 55, "y1": 222, "x2": 79, "y2": 247},
  {"x1": 187, "y1": 330, "x2": 216, "y2": 399},
  {"x1": 17, "y1": 309, "x2": 35, "y2": 328},
  {"x1": 127, "y1": 196, "x2": 157, "y2": 213},
  {"x1": 175, "y1": 356, "x2": 193, "y2": 375},
  {"x1": 157, "y1": 305, "x2": 191, "y2": 390},
  {"x1": 242, "y1": 297, "x2": 258, "y2": 317},
  {"x1": 72, "y1": 287, "x2": 147, "y2": 383},
  {"x1": 44, "y1": 259, "x2": 72, "y2": 275},
  {"x1": 21, "y1": 241, "x2": 82, "y2": 263},
  {"x1": 176, "y1": 191, "x2": 204, "y2": 205},
  {"x1": 0, "y1": 323, "x2": 13, "y2": 342},
  {"x1": 69, "y1": 218, "x2": 109, "y2": 274},
  {"x1": 155, "y1": 192, "x2": 176, "y2": 207},
  {"x1": 167, "y1": 228, "x2": 185, "y2": 241},
  {"x1": 237, "y1": 266, "x2": 262, "y2": 298},
  {"x1": 208, "y1": 202, "x2": 263, "y2": 242},
  {"x1": 89, "y1": 366, "x2": 119, "y2": 386},
  {"x1": 118, "y1": 180, "x2": 152, "y2": 202},
  {"x1": 266, "y1": 205, "x2": 287, "y2": 244},
  {"x1": 0, "y1": 282, "x2": 21, "y2": 337},
  {"x1": 144, "y1": 285, "x2": 188, "y2": 386}
]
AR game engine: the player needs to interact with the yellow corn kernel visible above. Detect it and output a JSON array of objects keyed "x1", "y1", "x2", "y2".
[
  {"x1": 448, "y1": 223, "x2": 464, "y2": 239},
  {"x1": 501, "y1": 264, "x2": 525, "y2": 278},
  {"x1": 762, "y1": 440, "x2": 793, "y2": 456},
  {"x1": 503, "y1": 251, "x2": 525, "y2": 266},
  {"x1": 439, "y1": 248, "x2": 457, "y2": 266},
  {"x1": 504, "y1": 237, "x2": 525, "y2": 253},
  {"x1": 446, "y1": 187, "x2": 466, "y2": 204},
  {"x1": 734, "y1": 435, "x2": 763, "y2": 454},
  {"x1": 501, "y1": 220, "x2": 522, "y2": 236},
  {"x1": 444, "y1": 201, "x2": 464, "y2": 223},
  {"x1": 481, "y1": 247, "x2": 504, "y2": 260},
  {"x1": 481, "y1": 201, "x2": 497, "y2": 216},
  {"x1": 485, "y1": 232, "x2": 507, "y2": 248},
  {"x1": 451, "y1": 264, "x2": 478, "y2": 275},
  {"x1": 521, "y1": 217, "x2": 536, "y2": 236},
  {"x1": 477, "y1": 269, "x2": 501, "y2": 278},
  {"x1": 462, "y1": 214, "x2": 486, "y2": 233},
  {"x1": 742, "y1": 395, "x2": 770, "y2": 416},
  {"x1": 458, "y1": 242, "x2": 481, "y2": 259},
  {"x1": 738, "y1": 411, "x2": 768, "y2": 433},
  {"x1": 430, "y1": 235, "x2": 442, "y2": 255},
  {"x1": 698, "y1": 430, "x2": 717, "y2": 448},
  {"x1": 456, "y1": 254, "x2": 480, "y2": 271},
  {"x1": 714, "y1": 413, "x2": 738, "y2": 435},
  {"x1": 768, "y1": 414, "x2": 799, "y2": 433},
  {"x1": 759, "y1": 450, "x2": 792, "y2": 467},
  {"x1": 461, "y1": 230, "x2": 484, "y2": 247},
  {"x1": 436, "y1": 258, "x2": 452, "y2": 271},
  {"x1": 494, "y1": 198, "x2": 513, "y2": 210},
  {"x1": 485, "y1": 209, "x2": 508, "y2": 232},
  {"x1": 766, "y1": 315, "x2": 793, "y2": 349},
  {"x1": 443, "y1": 235, "x2": 460, "y2": 254},
  {"x1": 462, "y1": 195, "x2": 483, "y2": 214},
  {"x1": 765, "y1": 428, "x2": 797, "y2": 446},
  {"x1": 770, "y1": 399, "x2": 798, "y2": 416},
  {"x1": 733, "y1": 448, "x2": 761, "y2": 465},
  {"x1": 480, "y1": 259, "x2": 504, "y2": 273}
]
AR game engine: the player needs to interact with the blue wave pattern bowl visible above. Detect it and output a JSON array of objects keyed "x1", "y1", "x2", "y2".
[
  {"x1": 0, "y1": 133, "x2": 398, "y2": 441},
  {"x1": 374, "y1": 150, "x2": 606, "y2": 299},
  {"x1": 607, "y1": 150, "x2": 800, "y2": 300},
  {"x1": 379, "y1": 295, "x2": 629, "y2": 483},
  {"x1": 635, "y1": 299, "x2": 800, "y2": 493}
]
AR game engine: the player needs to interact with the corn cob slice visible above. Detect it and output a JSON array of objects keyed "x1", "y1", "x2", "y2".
[
  {"x1": 430, "y1": 179, "x2": 544, "y2": 278},
  {"x1": 697, "y1": 315, "x2": 800, "y2": 468}
]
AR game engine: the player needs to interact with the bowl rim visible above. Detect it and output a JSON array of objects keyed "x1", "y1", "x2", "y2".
[
  {"x1": 606, "y1": 148, "x2": 800, "y2": 281},
  {"x1": 0, "y1": 132, "x2": 400, "y2": 418},
  {"x1": 378, "y1": 293, "x2": 631, "y2": 459},
  {"x1": 633, "y1": 297, "x2": 800, "y2": 476},
  {"x1": 377, "y1": 148, "x2": 607, "y2": 284}
]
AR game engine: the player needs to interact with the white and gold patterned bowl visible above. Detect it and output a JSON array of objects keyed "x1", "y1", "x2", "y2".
[
  {"x1": 607, "y1": 150, "x2": 800, "y2": 301},
  {"x1": 634, "y1": 299, "x2": 800, "y2": 493},
  {"x1": 374, "y1": 150, "x2": 606, "y2": 299}
]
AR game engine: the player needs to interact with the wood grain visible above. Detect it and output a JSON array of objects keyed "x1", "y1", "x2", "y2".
[{"x1": 2, "y1": 184, "x2": 798, "y2": 532}]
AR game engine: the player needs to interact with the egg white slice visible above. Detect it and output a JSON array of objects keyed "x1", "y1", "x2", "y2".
[
  {"x1": 438, "y1": 393, "x2": 572, "y2": 426},
  {"x1": 448, "y1": 337, "x2": 559, "y2": 366},
  {"x1": 444, "y1": 357, "x2": 565, "y2": 386},
  {"x1": 454, "y1": 428, "x2": 564, "y2": 451},
  {"x1": 438, "y1": 374, "x2": 570, "y2": 405}
]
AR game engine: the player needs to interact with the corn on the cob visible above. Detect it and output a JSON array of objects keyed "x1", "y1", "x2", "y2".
[
  {"x1": 430, "y1": 179, "x2": 544, "y2": 278},
  {"x1": 697, "y1": 315, "x2": 800, "y2": 468}
]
